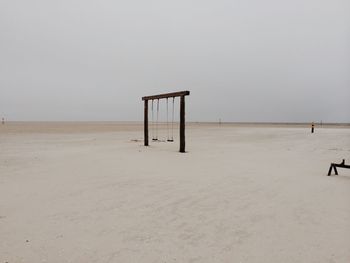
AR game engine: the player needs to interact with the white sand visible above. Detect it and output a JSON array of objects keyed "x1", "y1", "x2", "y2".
[{"x1": 1, "y1": 122, "x2": 350, "y2": 263}]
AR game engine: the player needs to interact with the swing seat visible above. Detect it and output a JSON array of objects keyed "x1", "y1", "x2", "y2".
[
  {"x1": 167, "y1": 139, "x2": 174, "y2": 142},
  {"x1": 152, "y1": 138, "x2": 158, "y2": 141}
]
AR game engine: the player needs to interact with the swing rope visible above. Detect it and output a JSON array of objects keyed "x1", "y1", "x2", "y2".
[
  {"x1": 166, "y1": 98, "x2": 169, "y2": 141},
  {"x1": 156, "y1": 99, "x2": 159, "y2": 140},
  {"x1": 169, "y1": 97, "x2": 175, "y2": 142},
  {"x1": 151, "y1": 100, "x2": 156, "y2": 141}
]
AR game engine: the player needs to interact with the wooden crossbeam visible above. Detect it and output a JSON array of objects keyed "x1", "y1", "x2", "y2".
[
  {"x1": 328, "y1": 159, "x2": 350, "y2": 176},
  {"x1": 142, "y1": 91, "x2": 190, "y2": 101}
]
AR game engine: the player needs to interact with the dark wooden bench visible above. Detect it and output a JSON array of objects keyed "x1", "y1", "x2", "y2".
[{"x1": 328, "y1": 159, "x2": 350, "y2": 176}]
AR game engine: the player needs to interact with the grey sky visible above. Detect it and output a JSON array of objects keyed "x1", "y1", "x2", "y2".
[{"x1": 1, "y1": 0, "x2": 349, "y2": 122}]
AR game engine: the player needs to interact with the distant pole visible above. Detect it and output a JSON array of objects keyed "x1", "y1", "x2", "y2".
[
  {"x1": 311, "y1": 122, "x2": 314, "y2": 133},
  {"x1": 1, "y1": 118, "x2": 4, "y2": 125}
]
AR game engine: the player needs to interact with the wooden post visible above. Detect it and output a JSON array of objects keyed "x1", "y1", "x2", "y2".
[
  {"x1": 180, "y1": 95, "x2": 185, "y2": 152},
  {"x1": 144, "y1": 100, "x2": 149, "y2": 146}
]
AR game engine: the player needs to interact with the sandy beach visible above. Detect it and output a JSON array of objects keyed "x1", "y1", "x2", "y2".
[{"x1": 1, "y1": 122, "x2": 349, "y2": 263}]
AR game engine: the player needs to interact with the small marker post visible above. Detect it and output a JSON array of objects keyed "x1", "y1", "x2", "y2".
[{"x1": 311, "y1": 122, "x2": 314, "y2": 133}]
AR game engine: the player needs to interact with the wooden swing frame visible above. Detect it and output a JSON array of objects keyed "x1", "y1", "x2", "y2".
[{"x1": 142, "y1": 91, "x2": 190, "y2": 153}]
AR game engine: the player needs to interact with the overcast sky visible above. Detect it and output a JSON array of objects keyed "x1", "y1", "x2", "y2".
[{"x1": 1, "y1": 0, "x2": 349, "y2": 122}]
